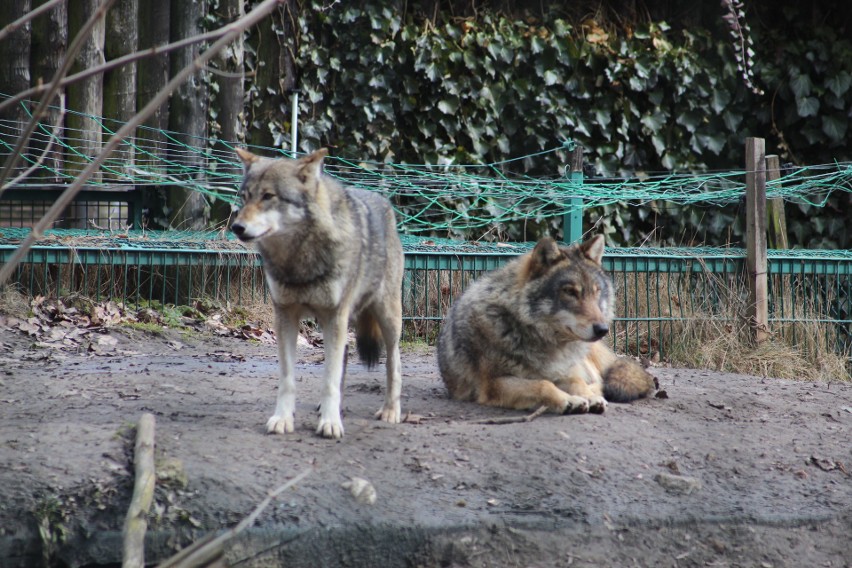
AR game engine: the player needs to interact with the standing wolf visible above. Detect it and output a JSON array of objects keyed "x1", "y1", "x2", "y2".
[
  {"x1": 437, "y1": 236, "x2": 655, "y2": 414},
  {"x1": 231, "y1": 148, "x2": 404, "y2": 439}
]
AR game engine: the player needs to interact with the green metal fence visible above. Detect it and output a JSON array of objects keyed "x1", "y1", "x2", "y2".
[{"x1": 1, "y1": 229, "x2": 850, "y2": 371}]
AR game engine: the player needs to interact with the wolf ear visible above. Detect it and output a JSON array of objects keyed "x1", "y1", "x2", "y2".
[
  {"x1": 525, "y1": 237, "x2": 564, "y2": 280},
  {"x1": 580, "y1": 234, "x2": 605, "y2": 266},
  {"x1": 235, "y1": 147, "x2": 260, "y2": 167},
  {"x1": 298, "y1": 148, "x2": 329, "y2": 180}
]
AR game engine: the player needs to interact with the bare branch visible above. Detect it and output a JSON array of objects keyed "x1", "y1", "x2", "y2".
[
  {"x1": 0, "y1": 0, "x2": 285, "y2": 288},
  {"x1": 155, "y1": 467, "x2": 313, "y2": 568}
]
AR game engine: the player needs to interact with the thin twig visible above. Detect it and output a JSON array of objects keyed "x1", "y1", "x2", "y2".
[
  {"x1": 155, "y1": 467, "x2": 313, "y2": 568},
  {"x1": 468, "y1": 405, "x2": 549, "y2": 425},
  {"x1": 0, "y1": 0, "x2": 285, "y2": 288}
]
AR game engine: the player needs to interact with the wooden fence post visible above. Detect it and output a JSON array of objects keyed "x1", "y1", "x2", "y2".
[
  {"x1": 766, "y1": 155, "x2": 788, "y2": 249},
  {"x1": 563, "y1": 145, "x2": 584, "y2": 244},
  {"x1": 745, "y1": 137, "x2": 770, "y2": 344}
]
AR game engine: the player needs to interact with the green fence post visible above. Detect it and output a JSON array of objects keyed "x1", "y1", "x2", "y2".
[{"x1": 563, "y1": 144, "x2": 583, "y2": 244}]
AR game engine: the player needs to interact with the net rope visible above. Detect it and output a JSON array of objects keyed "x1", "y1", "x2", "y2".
[{"x1": 1, "y1": 96, "x2": 851, "y2": 236}]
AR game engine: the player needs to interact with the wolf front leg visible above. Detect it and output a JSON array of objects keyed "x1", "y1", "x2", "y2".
[
  {"x1": 267, "y1": 308, "x2": 300, "y2": 434},
  {"x1": 479, "y1": 376, "x2": 591, "y2": 414},
  {"x1": 553, "y1": 375, "x2": 607, "y2": 414},
  {"x1": 316, "y1": 313, "x2": 348, "y2": 439}
]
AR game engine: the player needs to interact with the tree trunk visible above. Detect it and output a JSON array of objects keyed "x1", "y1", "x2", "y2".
[
  {"x1": 248, "y1": 3, "x2": 285, "y2": 150},
  {"x1": 66, "y1": 0, "x2": 105, "y2": 227},
  {"x1": 104, "y1": 0, "x2": 138, "y2": 175},
  {"x1": 167, "y1": 0, "x2": 209, "y2": 230},
  {"x1": 29, "y1": 0, "x2": 68, "y2": 184},
  {"x1": 0, "y1": 0, "x2": 33, "y2": 181},
  {"x1": 210, "y1": 0, "x2": 244, "y2": 226},
  {"x1": 136, "y1": 0, "x2": 170, "y2": 228}
]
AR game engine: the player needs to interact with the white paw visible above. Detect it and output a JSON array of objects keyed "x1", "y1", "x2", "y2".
[
  {"x1": 561, "y1": 394, "x2": 590, "y2": 415},
  {"x1": 266, "y1": 414, "x2": 294, "y2": 434},
  {"x1": 374, "y1": 403, "x2": 401, "y2": 424},
  {"x1": 317, "y1": 417, "x2": 344, "y2": 439},
  {"x1": 588, "y1": 396, "x2": 608, "y2": 414}
]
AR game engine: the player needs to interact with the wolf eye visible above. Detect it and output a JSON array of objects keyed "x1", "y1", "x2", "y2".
[
  {"x1": 561, "y1": 284, "x2": 581, "y2": 298},
  {"x1": 261, "y1": 192, "x2": 275, "y2": 201}
]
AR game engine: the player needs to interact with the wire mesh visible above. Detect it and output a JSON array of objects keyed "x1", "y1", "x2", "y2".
[{"x1": 1, "y1": 229, "x2": 849, "y2": 372}]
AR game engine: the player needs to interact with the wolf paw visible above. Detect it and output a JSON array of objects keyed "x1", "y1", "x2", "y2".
[
  {"x1": 374, "y1": 404, "x2": 401, "y2": 424},
  {"x1": 266, "y1": 414, "x2": 295, "y2": 434},
  {"x1": 588, "y1": 396, "x2": 608, "y2": 414},
  {"x1": 317, "y1": 417, "x2": 345, "y2": 439},
  {"x1": 561, "y1": 394, "x2": 590, "y2": 415}
]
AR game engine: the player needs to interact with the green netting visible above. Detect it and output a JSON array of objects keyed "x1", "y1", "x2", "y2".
[
  {"x1": 2, "y1": 96, "x2": 852, "y2": 235},
  {"x1": 3, "y1": 227, "x2": 852, "y2": 263}
]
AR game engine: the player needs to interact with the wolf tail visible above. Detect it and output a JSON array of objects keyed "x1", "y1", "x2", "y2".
[
  {"x1": 602, "y1": 359, "x2": 657, "y2": 402},
  {"x1": 355, "y1": 313, "x2": 383, "y2": 369}
]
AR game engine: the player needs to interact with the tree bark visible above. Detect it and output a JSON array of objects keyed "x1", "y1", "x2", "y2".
[
  {"x1": 0, "y1": 0, "x2": 33, "y2": 181},
  {"x1": 104, "y1": 0, "x2": 138, "y2": 176},
  {"x1": 66, "y1": 0, "x2": 105, "y2": 227},
  {"x1": 167, "y1": 0, "x2": 209, "y2": 230},
  {"x1": 29, "y1": 0, "x2": 68, "y2": 183},
  {"x1": 210, "y1": 0, "x2": 245, "y2": 225},
  {"x1": 136, "y1": 0, "x2": 169, "y2": 228},
  {"x1": 247, "y1": 3, "x2": 292, "y2": 150}
]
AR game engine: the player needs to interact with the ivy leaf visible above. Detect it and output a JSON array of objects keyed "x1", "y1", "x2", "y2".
[
  {"x1": 796, "y1": 96, "x2": 819, "y2": 118},
  {"x1": 437, "y1": 98, "x2": 459, "y2": 115},
  {"x1": 821, "y1": 114, "x2": 847, "y2": 142},
  {"x1": 543, "y1": 70, "x2": 560, "y2": 86},
  {"x1": 711, "y1": 89, "x2": 731, "y2": 113},
  {"x1": 790, "y1": 73, "x2": 812, "y2": 98},
  {"x1": 640, "y1": 111, "x2": 665, "y2": 132},
  {"x1": 594, "y1": 108, "x2": 612, "y2": 130},
  {"x1": 826, "y1": 71, "x2": 851, "y2": 98}
]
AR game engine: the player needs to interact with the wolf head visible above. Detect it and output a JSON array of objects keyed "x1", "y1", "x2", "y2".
[
  {"x1": 230, "y1": 148, "x2": 329, "y2": 243},
  {"x1": 521, "y1": 235, "x2": 613, "y2": 342}
]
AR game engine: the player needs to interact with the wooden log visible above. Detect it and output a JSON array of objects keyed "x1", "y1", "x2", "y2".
[
  {"x1": 123, "y1": 413, "x2": 156, "y2": 568},
  {"x1": 766, "y1": 155, "x2": 788, "y2": 249},
  {"x1": 745, "y1": 137, "x2": 770, "y2": 344}
]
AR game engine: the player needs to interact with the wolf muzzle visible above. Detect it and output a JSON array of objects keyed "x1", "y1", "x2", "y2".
[
  {"x1": 591, "y1": 322, "x2": 609, "y2": 340},
  {"x1": 230, "y1": 219, "x2": 250, "y2": 241}
]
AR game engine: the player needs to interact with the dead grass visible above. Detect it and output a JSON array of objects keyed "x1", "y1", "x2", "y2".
[
  {"x1": 611, "y1": 263, "x2": 850, "y2": 381},
  {"x1": 0, "y1": 285, "x2": 30, "y2": 318}
]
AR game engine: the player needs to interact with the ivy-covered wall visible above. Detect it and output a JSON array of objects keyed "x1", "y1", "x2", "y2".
[{"x1": 254, "y1": 3, "x2": 852, "y2": 247}]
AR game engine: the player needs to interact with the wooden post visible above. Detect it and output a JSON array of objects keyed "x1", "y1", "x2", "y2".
[
  {"x1": 745, "y1": 137, "x2": 770, "y2": 344},
  {"x1": 123, "y1": 413, "x2": 156, "y2": 568},
  {"x1": 563, "y1": 145, "x2": 584, "y2": 244},
  {"x1": 766, "y1": 155, "x2": 788, "y2": 249}
]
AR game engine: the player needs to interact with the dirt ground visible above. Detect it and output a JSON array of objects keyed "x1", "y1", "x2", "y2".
[{"x1": 0, "y1": 319, "x2": 850, "y2": 568}]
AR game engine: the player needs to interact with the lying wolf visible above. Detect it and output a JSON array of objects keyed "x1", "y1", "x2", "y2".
[
  {"x1": 231, "y1": 148, "x2": 404, "y2": 439},
  {"x1": 437, "y1": 236, "x2": 656, "y2": 414}
]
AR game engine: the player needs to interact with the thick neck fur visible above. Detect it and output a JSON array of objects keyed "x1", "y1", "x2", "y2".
[{"x1": 256, "y1": 179, "x2": 348, "y2": 287}]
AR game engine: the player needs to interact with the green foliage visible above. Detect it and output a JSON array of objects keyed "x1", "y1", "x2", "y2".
[{"x1": 246, "y1": 2, "x2": 851, "y2": 247}]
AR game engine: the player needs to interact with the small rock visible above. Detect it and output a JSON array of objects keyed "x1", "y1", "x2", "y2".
[
  {"x1": 654, "y1": 472, "x2": 702, "y2": 494},
  {"x1": 342, "y1": 477, "x2": 376, "y2": 505}
]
